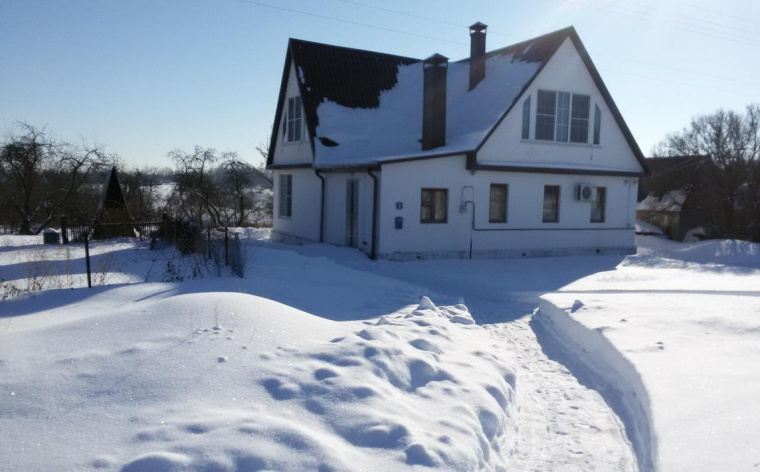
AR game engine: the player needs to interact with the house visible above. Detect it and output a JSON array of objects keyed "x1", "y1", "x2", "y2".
[
  {"x1": 637, "y1": 155, "x2": 712, "y2": 241},
  {"x1": 266, "y1": 24, "x2": 649, "y2": 260}
]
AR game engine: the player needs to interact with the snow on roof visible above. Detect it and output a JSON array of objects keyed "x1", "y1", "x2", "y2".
[
  {"x1": 289, "y1": 29, "x2": 570, "y2": 168},
  {"x1": 637, "y1": 190, "x2": 687, "y2": 212}
]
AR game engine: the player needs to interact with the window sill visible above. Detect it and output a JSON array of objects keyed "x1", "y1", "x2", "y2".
[
  {"x1": 278, "y1": 215, "x2": 292, "y2": 220},
  {"x1": 521, "y1": 139, "x2": 600, "y2": 149},
  {"x1": 283, "y1": 140, "x2": 306, "y2": 147}
]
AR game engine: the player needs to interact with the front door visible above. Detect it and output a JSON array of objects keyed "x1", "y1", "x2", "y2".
[{"x1": 346, "y1": 180, "x2": 359, "y2": 247}]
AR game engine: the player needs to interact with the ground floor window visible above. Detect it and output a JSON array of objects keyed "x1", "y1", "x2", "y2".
[
  {"x1": 543, "y1": 185, "x2": 560, "y2": 223},
  {"x1": 278, "y1": 174, "x2": 292, "y2": 218},
  {"x1": 591, "y1": 187, "x2": 606, "y2": 223},
  {"x1": 489, "y1": 184, "x2": 508, "y2": 223},
  {"x1": 421, "y1": 188, "x2": 448, "y2": 223}
]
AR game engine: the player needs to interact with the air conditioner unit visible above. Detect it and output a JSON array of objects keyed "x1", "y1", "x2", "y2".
[{"x1": 575, "y1": 183, "x2": 595, "y2": 202}]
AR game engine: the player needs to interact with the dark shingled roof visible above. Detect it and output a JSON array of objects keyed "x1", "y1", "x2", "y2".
[
  {"x1": 267, "y1": 26, "x2": 648, "y2": 175},
  {"x1": 290, "y1": 39, "x2": 419, "y2": 141}
]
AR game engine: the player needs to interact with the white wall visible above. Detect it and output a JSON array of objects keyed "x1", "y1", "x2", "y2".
[
  {"x1": 272, "y1": 60, "x2": 313, "y2": 166},
  {"x1": 322, "y1": 171, "x2": 376, "y2": 256},
  {"x1": 272, "y1": 168, "x2": 322, "y2": 242},
  {"x1": 478, "y1": 38, "x2": 642, "y2": 173},
  {"x1": 377, "y1": 156, "x2": 637, "y2": 259}
]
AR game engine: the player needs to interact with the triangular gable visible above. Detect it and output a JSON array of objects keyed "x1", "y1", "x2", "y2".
[
  {"x1": 475, "y1": 27, "x2": 649, "y2": 174},
  {"x1": 267, "y1": 40, "x2": 418, "y2": 167},
  {"x1": 97, "y1": 166, "x2": 129, "y2": 215},
  {"x1": 267, "y1": 46, "x2": 313, "y2": 167}
]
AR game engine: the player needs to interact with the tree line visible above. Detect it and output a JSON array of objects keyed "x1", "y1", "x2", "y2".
[
  {"x1": 652, "y1": 103, "x2": 760, "y2": 241},
  {"x1": 0, "y1": 123, "x2": 272, "y2": 234}
]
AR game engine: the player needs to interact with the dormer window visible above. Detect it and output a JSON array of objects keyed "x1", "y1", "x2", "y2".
[
  {"x1": 534, "y1": 90, "x2": 592, "y2": 144},
  {"x1": 285, "y1": 96, "x2": 303, "y2": 143}
]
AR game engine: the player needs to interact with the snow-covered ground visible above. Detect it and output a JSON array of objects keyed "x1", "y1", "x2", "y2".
[
  {"x1": 2, "y1": 233, "x2": 759, "y2": 471},
  {"x1": 539, "y1": 236, "x2": 760, "y2": 471}
]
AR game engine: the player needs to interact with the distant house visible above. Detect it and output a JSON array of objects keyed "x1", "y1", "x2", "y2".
[
  {"x1": 266, "y1": 24, "x2": 649, "y2": 260},
  {"x1": 637, "y1": 156, "x2": 712, "y2": 241}
]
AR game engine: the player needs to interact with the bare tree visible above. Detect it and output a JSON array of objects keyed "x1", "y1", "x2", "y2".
[
  {"x1": 167, "y1": 146, "x2": 222, "y2": 226},
  {"x1": 654, "y1": 104, "x2": 760, "y2": 240},
  {"x1": 0, "y1": 123, "x2": 109, "y2": 234}
]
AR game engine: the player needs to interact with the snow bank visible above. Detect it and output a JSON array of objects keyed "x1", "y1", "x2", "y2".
[
  {"x1": 535, "y1": 298, "x2": 655, "y2": 471},
  {"x1": 537, "y1": 236, "x2": 760, "y2": 471},
  {"x1": 1, "y1": 288, "x2": 518, "y2": 471},
  {"x1": 636, "y1": 235, "x2": 760, "y2": 269}
]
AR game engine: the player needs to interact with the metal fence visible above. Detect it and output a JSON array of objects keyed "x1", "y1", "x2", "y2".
[{"x1": 0, "y1": 221, "x2": 244, "y2": 300}]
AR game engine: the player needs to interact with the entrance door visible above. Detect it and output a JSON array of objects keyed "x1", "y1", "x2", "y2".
[{"x1": 346, "y1": 180, "x2": 359, "y2": 247}]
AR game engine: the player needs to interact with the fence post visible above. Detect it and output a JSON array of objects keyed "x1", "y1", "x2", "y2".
[
  {"x1": 60, "y1": 216, "x2": 69, "y2": 244},
  {"x1": 207, "y1": 227, "x2": 211, "y2": 259},
  {"x1": 225, "y1": 228, "x2": 229, "y2": 266},
  {"x1": 84, "y1": 231, "x2": 92, "y2": 288}
]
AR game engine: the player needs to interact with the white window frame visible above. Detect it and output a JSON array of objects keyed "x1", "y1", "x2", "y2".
[
  {"x1": 278, "y1": 174, "x2": 292, "y2": 218},
  {"x1": 284, "y1": 96, "x2": 303, "y2": 143},
  {"x1": 535, "y1": 90, "x2": 592, "y2": 144},
  {"x1": 489, "y1": 183, "x2": 508, "y2": 223}
]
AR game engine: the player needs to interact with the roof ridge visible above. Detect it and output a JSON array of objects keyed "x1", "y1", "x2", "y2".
[
  {"x1": 289, "y1": 38, "x2": 421, "y2": 63},
  {"x1": 454, "y1": 26, "x2": 575, "y2": 63}
]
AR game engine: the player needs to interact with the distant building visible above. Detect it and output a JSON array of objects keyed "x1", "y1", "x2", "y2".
[{"x1": 636, "y1": 156, "x2": 711, "y2": 241}]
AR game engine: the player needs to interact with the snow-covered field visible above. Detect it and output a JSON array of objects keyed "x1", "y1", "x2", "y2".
[
  {"x1": 1, "y1": 232, "x2": 759, "y2": 471},
  {"x1": 539, "y1": 236, "x2": 760, "y2": 471}
]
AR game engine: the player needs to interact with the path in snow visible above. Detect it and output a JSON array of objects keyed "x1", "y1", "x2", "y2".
[
  {"x1": 486, "y1": 315, "x2": 635, "y2": 471},
  {"x1": 307, "y1": 248, "x2": 640, "y2": 471},
  {"x1": 253, "y1": 241, "x2": 639, "y2": 470}
]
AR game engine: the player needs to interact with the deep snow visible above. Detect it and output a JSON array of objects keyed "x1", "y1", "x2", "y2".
[
  {"x1": 0, "y1": 234, "x2": 635, "y2": 471},
  {"x1": 539, "y1": 236, "x2": 760, "y2": 471},
  {"x1": 3, "y1": 232, "x2": 758, "y2": 471}
]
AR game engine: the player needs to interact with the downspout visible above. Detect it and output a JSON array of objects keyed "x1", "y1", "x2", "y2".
[
  {"x1": 314, "y1": 169, "x2": 325, "y2": 242},
  {"x1": 367, "y1": 169, "x2": 379, "y2": 260}
]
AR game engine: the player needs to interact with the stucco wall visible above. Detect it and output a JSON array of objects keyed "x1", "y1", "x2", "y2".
[
  {"x1": 273, "y1": 60, "x2": 313, "y2": 166},
  {"x1": 272, "y1": 168, "x2": 321, "y2": 243},
  {"x1": 478, "y1": 38, "x2": 641, "y2": 173},
  {"x1": 377, "y1": 156, "x2": 637, "y2": 259}
]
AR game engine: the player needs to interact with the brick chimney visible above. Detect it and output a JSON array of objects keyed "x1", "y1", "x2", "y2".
[
  {"x1": 422, "y1": 53, "x2": 448, "y2": 150},
  {"x1": 469, "y1": 22, "x2": 487, "y2": 90}
]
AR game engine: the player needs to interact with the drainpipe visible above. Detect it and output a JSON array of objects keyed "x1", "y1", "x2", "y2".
[
  {"x1": 314, "y1": 169, "x2": 325, "y2": 242},
  {"x1": 367, "y1": 169, "x2": 379, "y2": 260}
]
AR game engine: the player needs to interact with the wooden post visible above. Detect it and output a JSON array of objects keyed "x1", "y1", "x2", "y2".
[
  {"x1": 60, "y1": 216, "x2": 69, "y2": 244},
  {"x1": 225, "y1": 228, "x2": 229, "y2": 266},
  {"x1": 84, "y1": 231, "x2": 92, "y2": 288},
  {"x1": 207, "y1": 227, "x2": 211, "y2": 260}
]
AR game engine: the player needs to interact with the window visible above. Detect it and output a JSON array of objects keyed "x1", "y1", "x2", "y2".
[
  {"x1": 285, "y1": 96, "x2": 303, "y2": 142},
  {"x1": 489, "y1": 184, "x2": 508, "y2": 223},
  {"x1": 535, "y1": 90, "x2": 591, "y2": 144},
  {"x1": 591, "y1": 187, "x2": 606, "y2": 223},
  {"x1": 542, "y1": 185, "x2": 560, "y2": 223},
  {"x1": 521, "y1": 96, "x2": 531, "y2": 139},
  {"x1": 570, "y1": 94, "x2": 590, "y2": 143},
  {"x1": 421, "y1": 188, "x2": 447, "y2": 223},
  {"x1": 278, "y1": 174, "x2": 292, "y2": 218},
  {"x1": 555, "y1": 91, "x2": 570, "y2": 142},
  {"x1": 593, "y1": 104, "x2": 601, "y2": 145},
  {"x1": 535, "y1": 90, "x2": 556, "y2": 141}
]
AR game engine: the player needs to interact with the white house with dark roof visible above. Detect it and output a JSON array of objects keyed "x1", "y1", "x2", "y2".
[{"x1": 267, "y1": 24, "x2": 649, "y2": 260}]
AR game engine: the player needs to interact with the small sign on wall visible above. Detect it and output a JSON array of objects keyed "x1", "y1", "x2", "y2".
[
  {"x1": 396, "y1": 202, "x2": 403, "y2": 210},
  {"x1": 395, "y1": 217, "x2": 403, "y2": 230}
]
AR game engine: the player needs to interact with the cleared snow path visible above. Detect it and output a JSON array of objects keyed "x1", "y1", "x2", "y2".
[
  {"x1": 318, "y1": 249, "x2": 639, "y2": 471},
  {"x1": 486, "y1": 315, "x2": 636, "y2": 471}
]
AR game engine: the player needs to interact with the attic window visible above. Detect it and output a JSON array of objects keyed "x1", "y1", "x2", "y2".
[
  {"x1": 285, "y1": 96, "x2": 303, "y2": 143},
  {"x1": 535, "y1": 90, "x2": 592, "y2": 144}
]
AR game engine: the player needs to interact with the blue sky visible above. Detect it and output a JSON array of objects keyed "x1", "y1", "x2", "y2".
[{"x1": 2, "y1": 0, "x2": 759, "y2": 168}]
